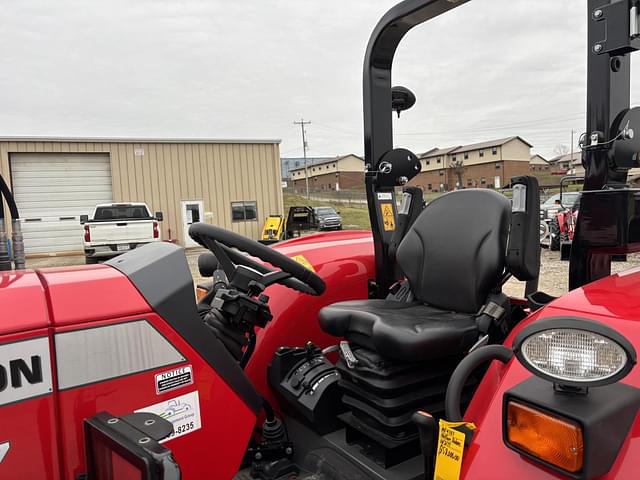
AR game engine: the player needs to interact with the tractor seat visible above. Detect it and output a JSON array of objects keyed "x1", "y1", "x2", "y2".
[
  {"x1": 319, "y1": 300, "x2": 478, "y2": 362},
  {"x1": 319, "y1": 189, "x2": 512, "y2": 363}
]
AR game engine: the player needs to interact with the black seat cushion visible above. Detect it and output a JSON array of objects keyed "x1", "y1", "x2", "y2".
[{"x1": 319, "y1": 299, "x2": 478, "y2": 362}]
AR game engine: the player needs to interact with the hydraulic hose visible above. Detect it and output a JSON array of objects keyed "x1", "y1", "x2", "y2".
[
  {"x1": 0, "y1": 200, "x2": 10, "y2": 271},
  {"x1": 445, "y1": 345, "x2": 514, "y2": 422},
  {"x1": 0, "y1": 174, "x2": 22, "y2": 270}
]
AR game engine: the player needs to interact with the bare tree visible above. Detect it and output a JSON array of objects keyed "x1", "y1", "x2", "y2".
[
  {"x1": 450, "y1": 159, "x2": 465, "y2": 189},
  {"x1": 553, "y1": 144, "x2": 570, "y2": 157}
]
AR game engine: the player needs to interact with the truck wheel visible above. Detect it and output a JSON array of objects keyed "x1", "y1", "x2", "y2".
[
  {"x1": 85, "y1": 256, "x2": 99, "y2": 265},
  {"x1": 549, "y1": 218, "x2": 560, "y2": 251}
]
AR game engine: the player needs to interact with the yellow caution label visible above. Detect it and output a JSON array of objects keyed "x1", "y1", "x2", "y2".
[
  {"x1": 434, "y1": 420, "x2": 476, "y2": 480},
  {"x1": 380, "y1": 203, "x2": 395, "y2": 231},
  {"x1": 291, "y1": 254, "x2": 316, "y2": 272}
]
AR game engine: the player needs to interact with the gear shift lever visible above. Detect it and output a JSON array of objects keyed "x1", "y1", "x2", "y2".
[{"x1": 412, "y1": 410, "x2": 438, "y2": 479}]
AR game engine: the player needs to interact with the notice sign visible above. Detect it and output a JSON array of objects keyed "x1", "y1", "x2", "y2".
[
  {"x1": 434, "y1": 420, "x2": 476, "y2": 480},
  {"x1": 155, "y1": 365, "x2": 193, "y2": 394},
  {"x1": 135, "y1": 391, "x2": 202, "y2": 442}
]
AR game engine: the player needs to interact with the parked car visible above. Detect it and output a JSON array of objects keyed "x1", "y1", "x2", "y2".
[
  {"x1": 313, "y1": 206, "x2": 342, "y2": 230},
  {"x1": 80, "y1": 202, "x2": 163, "y2": 264},
  {"x1": 540, "y1": 192, "x2": 581, "y2": 221}
]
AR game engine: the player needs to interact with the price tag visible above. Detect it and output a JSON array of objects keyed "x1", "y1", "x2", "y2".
[{"x1": 433, "y1": 420, "x2": 476, "y2": 480}]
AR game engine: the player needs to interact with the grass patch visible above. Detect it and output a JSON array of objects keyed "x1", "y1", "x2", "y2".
[{"x1": 283, "y1": 193, "x2": 371, "y2": 230}]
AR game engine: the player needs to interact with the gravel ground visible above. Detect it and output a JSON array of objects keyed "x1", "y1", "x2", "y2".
[{"x1": 26, "y1": 247, "x2": 640, "y2": 299}]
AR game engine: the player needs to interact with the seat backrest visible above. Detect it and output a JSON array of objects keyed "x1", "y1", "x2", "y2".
[{"x1": 396, "y1": 189, "x2": 510, "y2": 314}]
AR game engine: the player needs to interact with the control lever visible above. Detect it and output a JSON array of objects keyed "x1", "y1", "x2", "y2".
[{"x1": 412, "y1": 411, "x2": 438, "y2": 480}]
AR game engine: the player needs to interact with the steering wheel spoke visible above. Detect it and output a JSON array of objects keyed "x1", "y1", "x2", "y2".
[{"x1": 188, "y1": 222, "x2": 326, "y2": 296}]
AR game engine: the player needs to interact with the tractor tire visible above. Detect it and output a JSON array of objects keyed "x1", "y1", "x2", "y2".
[{"x1": 549, "y1": 218, "x2": 560, "y2": 251}]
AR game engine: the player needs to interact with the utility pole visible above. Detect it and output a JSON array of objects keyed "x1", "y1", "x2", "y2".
[
  {"x1": 570, "y1": 130, "x2": 575, "y2": 174},
  {"x1": 294, "y1": 119, "x2": 311, "y2": 198}
]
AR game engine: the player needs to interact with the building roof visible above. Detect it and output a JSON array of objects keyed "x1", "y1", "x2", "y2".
[
  {"x1": 0, "y1": 136, "x2": 281, "y2": 144},
  {"x1": 530, "y1": 154, "x2": 549, "y2": 165},
  {"x1": 420, "y1": 146, "x2": 460, "y2": 158},
  {"x1": 451, "y1": 136, "x2": 533, "y2": 154},
  {"x1": 419, "y1": 136, "x2": 533, "y2": 159},
  {"x1": 548, "y1": 152, "x2": 581, "y2": 164},
  {"x1": 289, "y1": 154, "x2": 363, "y2": 172}
]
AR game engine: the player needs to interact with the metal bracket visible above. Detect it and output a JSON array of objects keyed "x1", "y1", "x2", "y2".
[{"x1": 592, "y1": 2, "x2": 640, "y2": 55}]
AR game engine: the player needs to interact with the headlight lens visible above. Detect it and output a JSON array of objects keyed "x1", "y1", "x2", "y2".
[
  {"x1": 521, "y1": 329, "x2": 627, "y2": 383},
  {"x1": 513, "y1": 317, "x2": 636, "y2": 387}
]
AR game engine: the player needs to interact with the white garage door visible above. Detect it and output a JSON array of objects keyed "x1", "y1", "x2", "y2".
[{"x1": 11, "y1": 153, "x2": 113, "y2": 254}]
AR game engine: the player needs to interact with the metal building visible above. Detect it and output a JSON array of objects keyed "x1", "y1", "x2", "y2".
[{"x1": 0, "y1": 137, "x2": 282, "y2": 255}]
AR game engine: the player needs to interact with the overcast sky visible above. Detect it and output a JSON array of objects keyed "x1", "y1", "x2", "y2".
[{"x1": 1, "y1": 0, "x2": 638, "y2": 159}]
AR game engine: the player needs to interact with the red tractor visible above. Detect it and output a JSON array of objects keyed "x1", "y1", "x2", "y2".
[{"x1": 2, "y1": 1, "x2": 640, "y2": 480}]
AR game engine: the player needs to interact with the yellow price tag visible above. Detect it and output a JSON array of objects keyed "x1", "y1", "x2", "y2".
[
  {"x1": 380, "y1": 203, "x2": 395, "y2": 231},
  {"x1": 433, "y1": 420, "x2": 476, "y2": 480},
  {"x1": 290, "y1": 254, "x2": 316, "y2": 272}
]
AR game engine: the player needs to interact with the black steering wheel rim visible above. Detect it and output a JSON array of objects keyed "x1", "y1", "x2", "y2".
[{"x1": 188, "y1": 222, "x2": 326, "y2": 296}]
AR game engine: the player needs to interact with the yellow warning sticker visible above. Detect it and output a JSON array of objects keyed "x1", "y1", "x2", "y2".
[
  {"x1": 291, "y1": 254, "x2": 316, "y2": 272},
  {"x1": 380, "y1": 203, "x2": 395, "y2": 231},
  {"x1": 434, "y1": 420, "x2": 476, "y2": 480}
]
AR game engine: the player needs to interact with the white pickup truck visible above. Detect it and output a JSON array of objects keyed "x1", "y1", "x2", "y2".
[{"x1": 80, "y1": 202, "x2": 163, "y2": 264}]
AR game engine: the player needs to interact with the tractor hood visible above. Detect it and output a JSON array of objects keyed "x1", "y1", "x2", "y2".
[{"x1": 461, "y1": 267, "x2": 640, "y2": 479}]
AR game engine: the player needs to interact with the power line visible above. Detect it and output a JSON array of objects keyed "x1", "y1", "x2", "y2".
[{"x1": 293, "y1": 119, "x2": 311, "y2": 199}]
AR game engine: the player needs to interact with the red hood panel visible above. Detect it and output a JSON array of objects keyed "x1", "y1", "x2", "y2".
[
  {"x1": 37, "y1": 264, "x2": 151, "y2": 326},
  {"x1": 0, "y1": 270, "x2": 49, "y2": 335}
]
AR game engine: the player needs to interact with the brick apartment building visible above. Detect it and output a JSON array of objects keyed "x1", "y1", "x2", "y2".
[
  {"x1": 530, "y1": 154, "x2": 550, "y2": 172},
  {"x1": 290, "y1": 154, "x2": 364, "y2": 192},
  {"x1": 410, "y1": 136, "x2": 534, "y2": 192}
]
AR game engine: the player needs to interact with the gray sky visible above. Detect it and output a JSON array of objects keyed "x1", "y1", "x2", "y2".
[{"x1": 1, "y1": 0, "x2": 638, "y2": 159}]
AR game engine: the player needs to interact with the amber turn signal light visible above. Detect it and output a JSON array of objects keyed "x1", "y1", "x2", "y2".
[
  {"x1": 196, "y1": 287, "x2": 209, "y2": 302},
  {"x1": 506, "y1": 401, "x2": 583, "y2": 473}
]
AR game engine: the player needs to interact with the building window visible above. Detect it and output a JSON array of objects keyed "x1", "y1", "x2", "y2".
[
  {"x1": 451, "y1": 156, "x2": 456, "y2": 162},
  {"x1": 426, "y1": 160, "x2": 430, "y2": 166},
  {"x1": 495, "y1": 162, "x2": 501, "y2": 169},
  {"x1": 480, "y1": 177, "x2": 486, "y2": 184},
  {"x1": 437, "y1": 157, "x2": 442, "y2": 163},
  {"x1": 467, "y1": 179, "x2": 473, "y2": 186},
  {"x1": 333, "y1": 163, "x2": 336, "y2": 167},
  {"x1": 464, "y1": 153, "x2": 469, "y2": 160},
  {"x1": 231, "y1": 201, "x2": 257, "y2": 221},
  {"x1": 439, "y1": 170, "x2": 444, "y2": 176},
  {"x1": 295, "y1": 161, "x2": 300, "y2": 167},
  {"x1": 479, "y1": 150, "x2": 485, "y2": 157},
  {"x1": 427, "y1": 183, "x2": 432, "y2": 190},
  {"x1": 492, "y1": 147, "x2": 497, "y2": 155},
  {"x1": 326, "y1": 165, "x2": 330, "y2": 169}
]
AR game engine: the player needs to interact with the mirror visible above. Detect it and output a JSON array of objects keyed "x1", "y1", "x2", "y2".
[
  {"x1": 391, "y1": 86, "x2": 416, "y2": 118},
  {"x1": 80, "y1": 214, "x2": 89, "y2": 224},
  {"x1": 155, "y1": 211, "x2": 164, "y2": 222}
]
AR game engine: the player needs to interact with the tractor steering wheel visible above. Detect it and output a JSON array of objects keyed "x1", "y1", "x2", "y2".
[{"x1": 188, "y1": 223, "x2": 326, "y2": 296}]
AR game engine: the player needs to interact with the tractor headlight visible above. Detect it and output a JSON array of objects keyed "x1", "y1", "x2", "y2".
[
  {"x1": 504, "y1": 318, "x2": 640, "y2": 479},
  {"x1": 513, "y1": 317, "x2": 635, "y2": 387}
]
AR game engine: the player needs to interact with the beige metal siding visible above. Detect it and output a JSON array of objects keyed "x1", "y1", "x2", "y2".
[{"x1": 0, "y1": 140, "x2": 282, "y2": 253}]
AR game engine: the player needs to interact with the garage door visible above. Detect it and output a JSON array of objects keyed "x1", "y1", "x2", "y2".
[{"x1": 11, "y1": 153, "x2": 113, "y2": 254}]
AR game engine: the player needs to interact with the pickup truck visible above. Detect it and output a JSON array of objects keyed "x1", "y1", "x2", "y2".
[{"x1": 80, "y1": 202, "x2": 163, "y2": 263}]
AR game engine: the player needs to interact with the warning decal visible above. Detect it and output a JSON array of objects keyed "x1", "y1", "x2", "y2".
[
  {"x1": 135, "y1": 391, "x2": 202, "y2": 442},
  {"x1": 155, "y1": 365, "x2": 193, "y2": 394},
  {"x1": 380, "y1": 203, "x2": 395, "y2": 231},
  {"x1": 291, "y1": 254, "x2": 316, "y2": 272}
]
